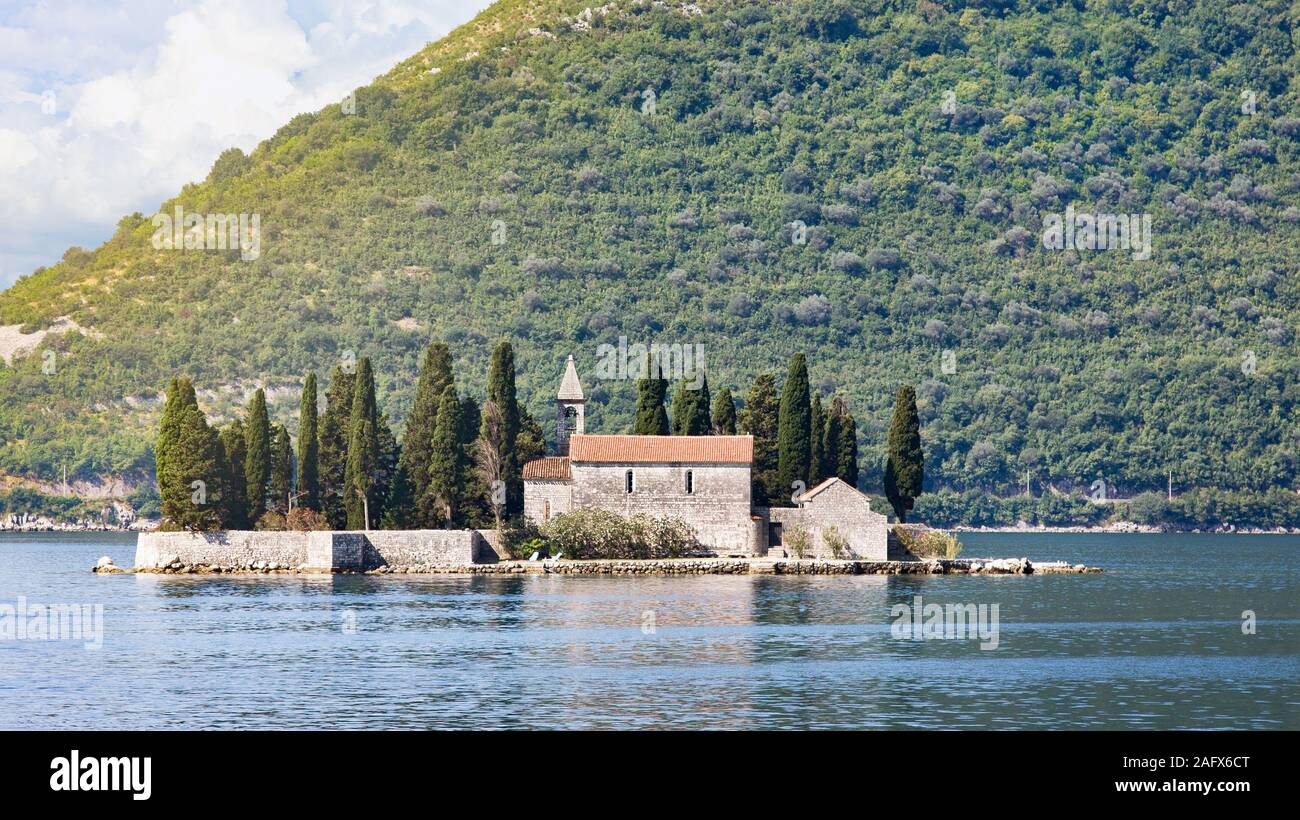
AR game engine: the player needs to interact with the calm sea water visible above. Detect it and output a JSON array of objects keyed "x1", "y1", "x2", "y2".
[{"x1": 0, "y1": 531, "x2": 1296, "y2": 730}]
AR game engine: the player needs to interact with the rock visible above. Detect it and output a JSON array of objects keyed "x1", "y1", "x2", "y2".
[{"x1": 95, "y1": 555, "x2": 114, "y2": 569}]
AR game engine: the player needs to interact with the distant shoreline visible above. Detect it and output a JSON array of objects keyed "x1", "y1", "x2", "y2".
[
  {"x1": 5, "y1": 519, "x2": 1294, "y2": 538},
  {"x1": 954, "y1": 524, "x2": 1300, "y2": 535}
]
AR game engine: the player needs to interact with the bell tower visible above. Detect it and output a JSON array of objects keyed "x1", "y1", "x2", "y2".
[{"x1": 556, "y1": 354, "x2": 585, "y2": 456}]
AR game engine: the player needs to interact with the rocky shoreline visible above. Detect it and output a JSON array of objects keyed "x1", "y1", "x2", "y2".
[
  {"x1": 2, "y1": 523, "x2": 155, "y2": 533},
  {"x1": 95, "y1": 555, "x2": 1101, "y2": 576}
]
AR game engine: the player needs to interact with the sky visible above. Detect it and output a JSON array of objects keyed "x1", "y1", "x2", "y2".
[{"x1": 0, "y1": 0, "x2": 494, "y2": 291}]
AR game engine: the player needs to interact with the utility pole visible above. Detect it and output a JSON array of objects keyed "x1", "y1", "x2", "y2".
[
  {"x1": 1168, "y1": 470, "x2": 1173, "y2": 501},
  {"x1": 1025, "y1": 469, "x2": 1032, "y2": 497}
]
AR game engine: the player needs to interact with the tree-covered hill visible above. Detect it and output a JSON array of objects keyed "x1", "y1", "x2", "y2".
[{"x1": 1, "y1": 0, "x2": 1297, "y2": 502}]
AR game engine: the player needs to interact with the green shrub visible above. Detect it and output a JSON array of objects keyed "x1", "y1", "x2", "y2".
[
  {"x1": 502, "y1": 515, "x2": 545, "y2": 559},
  {"x1": 255, "y1": 511, "x2": 286, "y2": 531},
  {"x1": 286, "y1": 507, "x2": 330, "y2": 531},
  {"x1": 785, "y1": 524, "x2": 810, "y2": 559},
  {"x1": 822, "y1": 525, "x2": 849, "y2": 559},
  {"x1": 539, "y1": 508, "x2": 703, "y2": 560},
  {"x1": 894, "y1": 525, "x2": 962, "y2": 559}
]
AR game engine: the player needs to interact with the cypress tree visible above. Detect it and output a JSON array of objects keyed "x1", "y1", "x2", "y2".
[
  {"x1": 156, "y1": 377, "x2": 202, "y2": 529},
  {"x1": 672, "y1": 375, "x2": 711, "y2": 436},
  {"x1": 671, "y1": 382, "x2": 688, "y2": 434},
  {"x1": 380, "y1": 463, "x2": 415, "y2": 529},
  {"x1": 343, "y1": 358, "x2": 379, "y2": 530},
  {"x1": 712, "y1": 387, "x2": 737, "y2": 435},
  {"x1": 244, "y1": 388, "x2": 271, "y2": 523},
  {"x1": 429, "y1": 384, "x2": 466, "y2": 527},
  {"x1": 695, "y1": 374, "x2": 712, "y2": 436},
  {"x1": 401, "y1": 341, "x2": 453, "y2": 526},
  {"x1": 458, "y1": 395, "x2": 486, "y2": 525},
  {"x1": 318, "y1": 365, "x2": 356, "y2": 528},
  {"x1": 635, "y1": 376, "x2": 670, "y2": 435},
  {"x1": 155, "y1": 376, "x2": 196, "y2": 498},
  {"x1": 810, "y1": 392, "x2": 827, "y2": 484},
  {"x1": 485, "y1": 341, "x2": 520, "y2": 515},
  {"x1": 297, "y1": 372, "x2": 320, "y2": 511},
  {"x1": 166, "y1": 404, "x2": 224, "y2": 531},
  {"x1": 884, "y1": 384, "x2": 924, "y2": 522},
  {"x1": 740, "y1": 373, "x2": 779, "y2": 506},
  {"x1": 374, "y1": 412, "x2": 399, "y2": 525},
  {"x1": 269, "y1": 423, "x2": 293, "y2": 514},
  {"x1": 218, "y1": 419, "x2": 249, "y2": 529},
  {"x1": 777, "y1": 354, "x2": 812, "y2": 504},
  {"x1": 516, "y1": 408, "x2": 547, "y2": 466},
  {"x1": 832, "y1": 397, "x2": 859, "y2": 488}
]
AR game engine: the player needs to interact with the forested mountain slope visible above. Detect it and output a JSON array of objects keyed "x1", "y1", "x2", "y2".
[{"x1": 1, "y1": 0, "x2": 1297, "y2": 500}]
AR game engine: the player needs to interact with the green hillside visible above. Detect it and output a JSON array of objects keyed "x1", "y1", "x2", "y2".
[{"x1": 1, "y1": 0, "x2": 1297, "y2": 504}]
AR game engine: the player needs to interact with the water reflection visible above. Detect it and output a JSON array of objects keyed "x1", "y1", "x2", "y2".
[{"x1": 2, "y1": 532, "x2": 1298, "y2": 729}]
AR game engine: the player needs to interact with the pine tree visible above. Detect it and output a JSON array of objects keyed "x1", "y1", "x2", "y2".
[
  {"x1": 810, "y1": 392, "x2": 827, "y2": 484},
  {"x1": 429, "y1": 384, "x2": 466, "y2": 527},
  {"x1": 318, "y1": 365, "x2": 356, "y2": 529},
  {"x1": 832, "y1": 397, "x2": 859, "y2": 488},
  {"x1": 777, "y1": 354, "x2": 812, "y2": 505},
  {"x1": 884, "y1": 385, "x2": 924, "y2": 522},
  {"x1": 244, "y1": 388, "x2": 271, "y2": 523},
  {"x1": 485, "y1": 341, "x2": 521, "y2": 515},
  {"x1": 343, "y1": 358, "x2": 380, "y2": 530},
  {"x1": 296, "y1": 372, "x2": 320, "y2": 511},
  {"x1": 269, "y1": 423, "x2": 293, "y2": 514},
  {"x1": 400, "y1": 341, "x2": 453, "y2": 527},
  {"x1": 166, "y1": 404, "x2": 224, "y2": 531},
  {"x1": 218, "y1": 419, "x2": 249, "y2": 529},
  {"x1": 740, "y1": 373, "x2": 779, "y2": 506},
  {"x1": 635, "y1": 376, "x2": 670, "y2": 435},
  {"x1": 712, "y1": 387, "x2": 737, "y2": 435}
]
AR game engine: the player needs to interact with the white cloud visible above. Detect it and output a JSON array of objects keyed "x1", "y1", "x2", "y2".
[{"x1": 0, "y1": 0, "x2": 490, "y2": 290}]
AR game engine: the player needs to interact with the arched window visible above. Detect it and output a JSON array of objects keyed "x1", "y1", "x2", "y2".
[
  {"x1": 564, "y1": 405, "x2": 578, "y2": 432},
  {"x1": 685, "y1": 470, "x2": 694, "y2": 494},
  {"x1": 625, "y1": 470, "x2": 634, "y2": 494}
]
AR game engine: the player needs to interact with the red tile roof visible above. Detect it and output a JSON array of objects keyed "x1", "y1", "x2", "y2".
[
  {"x1": 521, "y1": 457, "x2": 571, "y2": 480},
  {"x1": 568, "y1": 435, "x2": 753, "y2": 464}
]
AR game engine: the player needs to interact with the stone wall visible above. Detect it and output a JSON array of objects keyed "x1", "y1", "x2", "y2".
[
  {"x1": 359, "y1": 530, "x2": 488, "y2": 567},
  {"x1": 523, "y1": 480, "x2": 572, "y2": 524},
  {"x1": 570, "y1": 461, "x2": 758, "y2": 554},
  {"x1": 768, "y1": 481, "x2": 890, "y2": 560},
  {"x1": 136, "y1": 529, "x2": 491, "y2": 571},
  {"x1": 135, "y1": 530, "x2": 315, "y2": 569}
]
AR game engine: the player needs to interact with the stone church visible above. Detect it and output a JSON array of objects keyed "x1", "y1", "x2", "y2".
[{"x1": 522, "y1": 356, "x2": 891, "y2": 558}]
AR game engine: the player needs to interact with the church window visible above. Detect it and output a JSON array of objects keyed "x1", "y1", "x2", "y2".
[{"x1": 625, "y1": 470, "x2": 634, "y2": 493}]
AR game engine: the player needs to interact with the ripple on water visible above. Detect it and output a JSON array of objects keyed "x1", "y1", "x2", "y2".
[{"x1": 0, "y1": 532, "x2": 1297, "y2": 729}]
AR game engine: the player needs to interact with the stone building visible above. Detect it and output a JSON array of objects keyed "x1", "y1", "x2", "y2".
[
  {"x1": 522, "y1": 358, "x2": 889, "y2": 557},
  {"x1": 766, "y1": 477, "x2": 892, "y2": 560}
]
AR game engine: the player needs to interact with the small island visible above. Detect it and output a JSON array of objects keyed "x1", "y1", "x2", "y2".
[{"x1": 100, "y1": 345, "x2": 1099, "y2": 577}]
